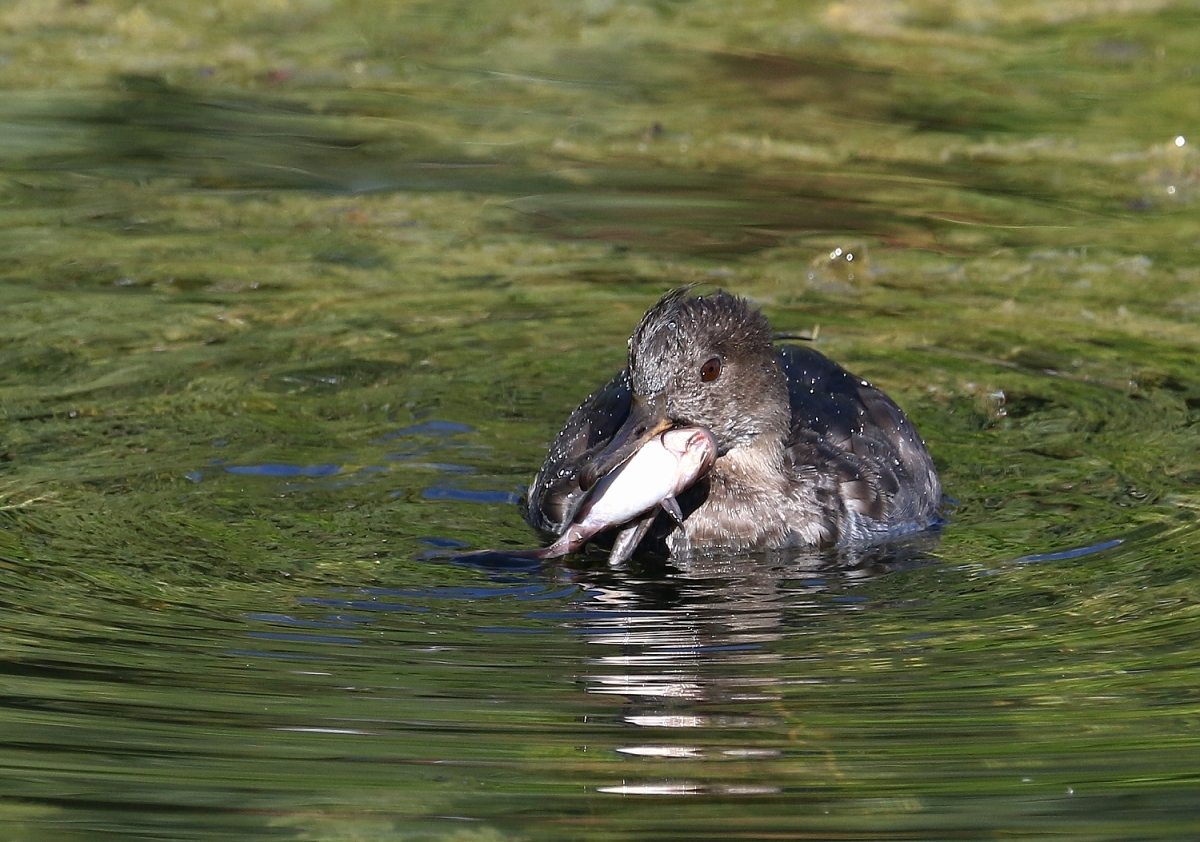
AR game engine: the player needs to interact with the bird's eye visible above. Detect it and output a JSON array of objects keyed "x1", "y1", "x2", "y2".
[{"x1": 700, "y1": 357, "x2": 722, "y2": 382}]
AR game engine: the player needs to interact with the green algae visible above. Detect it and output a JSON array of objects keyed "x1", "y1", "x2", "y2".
[{"x1": 1, "y1": 0, "x2": 1200, "y2": 840}]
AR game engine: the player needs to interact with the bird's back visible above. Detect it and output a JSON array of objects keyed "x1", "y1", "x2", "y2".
[{"x1": 778, "y1": 344, "x2": 941, "y2": 544}]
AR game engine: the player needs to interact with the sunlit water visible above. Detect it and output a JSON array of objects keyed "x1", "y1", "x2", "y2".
[{"x1": 2, "y1": 1, "x2": 1200, "y2": 840}]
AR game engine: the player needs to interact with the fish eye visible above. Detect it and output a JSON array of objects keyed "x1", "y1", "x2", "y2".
[{"x1": 700, "y1": 357, "x2": 722, "y2": 383}]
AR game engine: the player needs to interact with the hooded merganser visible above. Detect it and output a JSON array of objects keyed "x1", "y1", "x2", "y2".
[{"x1": 523, "y1": 289, "x2": 941, "y2": 560}]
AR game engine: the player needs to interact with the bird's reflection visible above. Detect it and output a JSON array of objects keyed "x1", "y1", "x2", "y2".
[
  {"x1": 556, "y1": 537, "x2": 940, "y2": 794},
  {"x1": 453, "y1": 535, "x2": 938, "y2": 795},
  {"x1": 572, "y1": 537, "x2": 938, "y2": 707}
]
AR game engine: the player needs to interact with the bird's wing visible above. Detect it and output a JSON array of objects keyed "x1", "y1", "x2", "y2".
[
  {"x1": 522, "y1": 368, "x2": 632, "y2": 537},
  {"x1": 779, "y1": 345, "x2": 939, "y2": 539}
]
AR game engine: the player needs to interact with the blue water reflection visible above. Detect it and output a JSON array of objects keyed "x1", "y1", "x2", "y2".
[{"x1": 419, "y1": 487, "x2": 520, "y2": 504}]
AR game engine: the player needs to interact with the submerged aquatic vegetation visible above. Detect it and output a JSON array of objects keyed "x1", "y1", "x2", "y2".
[{"x1": 0, "y1": 0, "x2": 1199, "y2": 840}]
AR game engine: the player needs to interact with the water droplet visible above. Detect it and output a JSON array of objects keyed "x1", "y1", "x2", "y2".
[{"x1": 1175, "y1": 135, "x2": 1186, "y2": 147}]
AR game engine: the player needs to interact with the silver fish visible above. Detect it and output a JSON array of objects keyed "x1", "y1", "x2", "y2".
[{"x1": 538, "y1": 426, "x2": 716, "y2": 560}]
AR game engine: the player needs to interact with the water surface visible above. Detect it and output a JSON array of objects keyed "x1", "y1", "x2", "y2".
[{"x1": 2, "y1": 0, "x2": 1200, "y2": 839}]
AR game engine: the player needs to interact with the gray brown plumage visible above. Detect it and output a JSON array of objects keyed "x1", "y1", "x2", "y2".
[{"x1": 523, "y1": 288, "x2": 941, "y2": 558}]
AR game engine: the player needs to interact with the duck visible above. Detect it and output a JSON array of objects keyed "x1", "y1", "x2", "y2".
[{"x1": 522, "y1": 288, "x2": 941, "y2": 562}]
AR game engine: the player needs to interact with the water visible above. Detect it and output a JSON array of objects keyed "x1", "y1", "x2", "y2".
[{"x1": 2, "y1": 0, "x2": 1200, "y2": 839}]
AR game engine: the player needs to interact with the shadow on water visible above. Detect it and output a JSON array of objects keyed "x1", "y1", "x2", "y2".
[{"x1": 0, "y1": 73, "x2": 1111, "y2": 254}]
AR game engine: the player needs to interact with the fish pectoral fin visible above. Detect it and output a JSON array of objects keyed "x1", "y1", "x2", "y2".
[
  {"x1": 607, "y1": 516, "x2": 655, "y2": 567},
  {"x1": 661, "y1": 495, "x2": 684, "y2": 526},
  {"x1": 538, "y1": 524, "x2": 587, "y2": 559}
]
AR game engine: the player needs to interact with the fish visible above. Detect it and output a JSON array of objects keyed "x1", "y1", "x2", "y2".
[{"x1": 537, "y1": 426, "x2": 716, "y2": 562}]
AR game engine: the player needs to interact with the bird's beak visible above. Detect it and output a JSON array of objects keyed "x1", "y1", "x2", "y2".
[{"x1": 579, "y1": 393, "x2": 673, "y2": 491}]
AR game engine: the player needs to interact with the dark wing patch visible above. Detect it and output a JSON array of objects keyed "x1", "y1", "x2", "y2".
[
  {"x1": 522, "y1": 369, "x2": 632, "y2": 537},
  {"x1": 779, "y1": 345, "x2": 940, "y2": 541}
]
